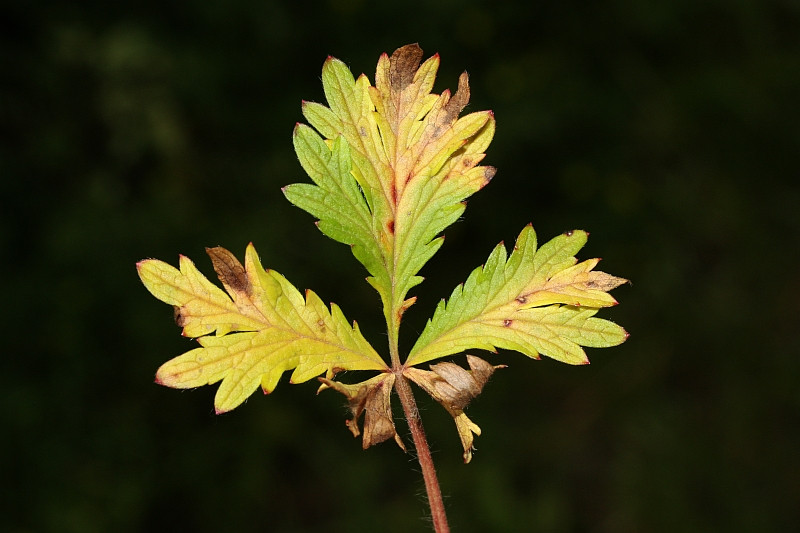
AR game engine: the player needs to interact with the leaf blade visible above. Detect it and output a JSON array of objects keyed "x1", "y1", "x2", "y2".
[
  {"x1": 140, "y1": 244, "x2": 387, "y2": 413},
  {"x1": 407, "y1": 226, "x2": 628, "y2": 367},
  {"x1": 291, "y1": 44, "x2": 496, "y2": 318}
]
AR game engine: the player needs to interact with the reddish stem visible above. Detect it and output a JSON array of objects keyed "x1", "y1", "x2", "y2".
[{"x1": 394, "y1": 371, "x2": 450, "y2": 533}]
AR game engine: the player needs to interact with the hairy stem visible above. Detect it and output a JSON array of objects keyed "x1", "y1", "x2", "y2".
[
  {"x1": 387, "y1": 275, "x2": 448, "y2": 530},
  {"x1": 394, "y1": 370, "x2": 450, "y2": 533}
]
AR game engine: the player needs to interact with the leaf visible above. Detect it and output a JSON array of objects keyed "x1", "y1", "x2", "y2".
[
  {"x1": 287, "y1": 44, "x2": 496, "y2": 320},
  {"x1": 407, "y1": 225, "x2": 628, "y2": 367},
  {"x1": 404, "y1": 355, "x2": 504, "y2": 463},
  {"x1": 284, "y1": 129, "x2": 385, "y2": 287},
  {"x1": 140, "y1": 45, "x2": 631, "y2": 470},
  {"x1": 137, "y1": 244, "x2": 387, "y2": 413},
  {"x1": 317, "y1": 373, "x2": 405, "y2": 451}
]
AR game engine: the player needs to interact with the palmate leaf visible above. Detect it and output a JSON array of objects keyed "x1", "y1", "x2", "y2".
[
  {"x1": 137, "y1": 245, "x2": 387, "y2": 413},
  {"x1": 140, "y1": 44, "x2": 630, "y2": 469},
  {"x1": 407, "y1": 225, "x2": 628, "y2": 367},
  {"x1": 401, "y1": 225, "x2": 627, "y2": 460},
  {"x1": 285, "y1": 44, "x2": 495, "y2": 320}
]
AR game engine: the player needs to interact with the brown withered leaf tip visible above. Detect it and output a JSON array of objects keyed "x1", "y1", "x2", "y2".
[
  {"x1": 442, "y1": 71, "x2": 471, "y2": 124},
  {"x1": 173, "y1": 306, "x2": 186, "y2": 327},
  {"x1": 206, "y1": 246, "x2": 251, "y2": 296},
  {"x1": 483, "y1": 166, "x2": 497, "y2": 184},
  {"x1": 586, "y1": 272, "x2": 628, "y2": 292},
  {"x1": 389, "y1": 43, "x2": 424, "y2": 93}
]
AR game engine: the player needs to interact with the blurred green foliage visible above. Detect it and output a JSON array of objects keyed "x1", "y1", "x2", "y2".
[{"x1": 2, "y1": 1, "x2": 798, "y2": 532}]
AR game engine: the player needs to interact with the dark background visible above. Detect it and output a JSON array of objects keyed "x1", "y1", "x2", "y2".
[{"x1": 3, "y1": 1, "x2": 798, "y2": 532}]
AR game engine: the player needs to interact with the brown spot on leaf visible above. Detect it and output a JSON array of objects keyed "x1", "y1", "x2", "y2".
[
  {"x1": 564, "y1": 230, "x2": 574, "y2": 237},
  {"x1": 389, "y1": 43, "x2": 423, "y2": 93},
  {"x1": 503, "y1": 319, "x2": 513, "y2": 327},
  {"x1": 516, "y1": 296, "x2": 527, "y2": 304},
  {"x1": 387, "y1": 219, "x2": 395, "y2": 234},
  {"x1": 206, "y1": 246, "x2": 251, "y2": 296}
]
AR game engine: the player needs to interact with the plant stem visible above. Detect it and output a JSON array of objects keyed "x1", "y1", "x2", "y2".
[
  {"x1": 394, "y1": 371, "x2": 450, "y2": 533},
  {"x1": 387, "y1": 289, "x2": 448, "y2": 530}
]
